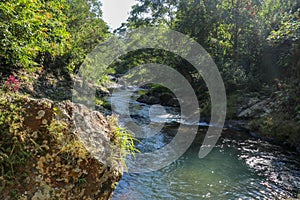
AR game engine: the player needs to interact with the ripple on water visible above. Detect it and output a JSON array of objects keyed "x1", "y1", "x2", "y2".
[
  {"x1": 110, "y1": 88, "x2": 300, "y2": 199},
  {"x1": 112, "y1": 134, "x2": 300, "y2": 200}
]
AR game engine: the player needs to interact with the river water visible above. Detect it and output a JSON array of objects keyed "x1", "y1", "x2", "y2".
[{"x1": 107, "y1": 86, "x2": 300, "y2": 199}]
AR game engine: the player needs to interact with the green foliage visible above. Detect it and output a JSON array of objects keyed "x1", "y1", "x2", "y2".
[
  {"x1": 115, "y1": 0, "x2": 299, "y2": 99},
  {"x1": 273, "y1": 9, "x2": 300, "y2": 40},
  {"x1": 117, "y1": 0, "x2": 178, "y2": 32},
  {"x1": 115, "y1": 1, "x2": 300, "y2": 151},
  {"x1": 0, "y1": 0, "x2": 109, "y2": 78},
  {"x1": 113, "y1": 127, "x2": 139, "y2": 157},
  {"x1": 0, "y1": 91, "x2": 30, "y2": 191},
  {"x1": 64, "y1": 0, "x2": 109, "y2": 72},
  {"x1": 77, "y1": 177, "x2": 87, "y2": 187},
  {"x1": 107, "y1": 115, "x2": 140, "y2": 171},
  {"x1": 226, "y1": 94, "x2": 240, "y2": 119},
  {"x1": 249, "y1": 114, "x2": 300, "y2": 147},
  {"x1": 0, "y1": 0, "x2": 69, "y2": 69},
  {"x1": 248, "y1": 79, "x2": 300, "y2": 148},
  {"x1": 267, "y1": 8, "x2": 300, "y2": 76}
]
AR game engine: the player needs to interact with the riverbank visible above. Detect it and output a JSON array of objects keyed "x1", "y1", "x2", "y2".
[{"x1": 0, "y1": 69, "x2": 124, "y2": 199}]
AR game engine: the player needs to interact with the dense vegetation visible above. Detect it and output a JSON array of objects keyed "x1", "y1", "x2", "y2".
[
  {"x1": 0, "y1": 1, "x2": 115, "y2": 198},
  {"x1": 113, "y1": 0, "x2": 300, "y2": 148},
  {"x1": 1, "y1": 0, "x2": 298, "y2": 94},
  {"x1": 0, "y1": 0, "x2": 109, "y2": 73},
  {"x1": 0, "y1": 0, "x2": 299, "y2": 141},
  {"x1": 116, "y1": 0, "x2": 299, "y2": 91},
  {"x1": 0, "y1": 0, "x2": 299, "y2": 197}
]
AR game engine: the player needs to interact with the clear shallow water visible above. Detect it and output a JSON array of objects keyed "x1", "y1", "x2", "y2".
[
  {"x1": 108, "y1": 87, "x2": 300, "y2": 199},
  {"x1": 112, "y1": 131, "x2": 300, "y2": 199}
]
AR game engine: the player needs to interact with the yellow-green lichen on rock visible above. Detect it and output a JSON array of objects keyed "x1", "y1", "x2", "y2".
[{"x1": 0, "y1": 92, "x2": 123, "y2": 200}]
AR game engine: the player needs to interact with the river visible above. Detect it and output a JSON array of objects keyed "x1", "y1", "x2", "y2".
[{"x1": 105, "y1": 86, "x2": 300, "y2": 199}]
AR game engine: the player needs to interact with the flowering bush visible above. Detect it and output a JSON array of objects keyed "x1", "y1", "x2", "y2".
[{"x1": 4, "y1": 75, "x2": 20, "y2": 92}]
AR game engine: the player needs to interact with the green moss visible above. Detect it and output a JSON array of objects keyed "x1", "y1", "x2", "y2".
[
  {"x1": 151, "y1": 84, "x2": 171, "y2": 93},
  {"x1": 0, "y1": 90, "x2": 95, "y2": 197},
  {"x1": 136, "y1": 89, "x2": 147, "y2": 96},
  {"x1": 95, "y1": 98, "x2": 111, "y2": 110},
  {"x1": 0, "y1": 91, "x2": 32, "y2": 191}
]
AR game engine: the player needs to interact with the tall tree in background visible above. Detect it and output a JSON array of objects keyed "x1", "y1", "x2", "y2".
[
  {"x1": 119, "y1": 0, "x2": 299, "y2": 91},
  {"x1": 65, "y1": 0, "x2": 109, "y2": 72},
  {"x1": 117, "y1": 0, "x2": 179, "y2": 32},
  {"x1": 267, "y1": 3, "x2": 300, "y2": 78}
]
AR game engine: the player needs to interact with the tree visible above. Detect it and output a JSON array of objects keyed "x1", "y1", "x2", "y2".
[
  {"x1": 116, "y1": 0, "x2": 299, "y2": 92},
  {"x1": 64, "y1": 0, "x2": 109, "y2": 72},
  {"x1": 0, "y1": 0, "x2": 69, "y2": 69},
  {"x1": 267, "y1": 5, "x2": 300, "y2": 78}
]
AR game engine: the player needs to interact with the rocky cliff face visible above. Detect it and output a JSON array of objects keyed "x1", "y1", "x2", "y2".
[{"x1": 0, "y1": 95, "x2": 123, "y2": 200}]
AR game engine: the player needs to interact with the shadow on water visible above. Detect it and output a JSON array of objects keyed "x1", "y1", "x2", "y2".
[
  {"x1": 109, "y1": 87, "x2": 300, "y2": 199},
  {"x1": 113, "y1": 127, "x2": 300, "y2": 199}
]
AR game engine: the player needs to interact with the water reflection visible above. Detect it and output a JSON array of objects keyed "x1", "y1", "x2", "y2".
[
  {"x1": 108, "y1": 87, "x2": 300, "y2": 199},
  {"x1": 112, "y1": 129, "x2": 300, "y2": 199}
]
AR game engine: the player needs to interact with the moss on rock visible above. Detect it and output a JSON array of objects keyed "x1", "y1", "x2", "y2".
[{"x1": 0, "y1": 92, "x2": 123, "y2": 200}]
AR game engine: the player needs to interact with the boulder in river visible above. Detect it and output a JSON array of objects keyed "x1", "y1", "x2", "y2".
[
  {"x1": 137, "y1": 94, "x2": 160, "y2": 105},
  {"x1": 167, "y1": 98, "x2": 180, "y2": 107}
]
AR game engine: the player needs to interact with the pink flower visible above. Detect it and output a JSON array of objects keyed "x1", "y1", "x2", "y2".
[{"x1": 5, "y1": 75, "x2": 19, "y2": 92}]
